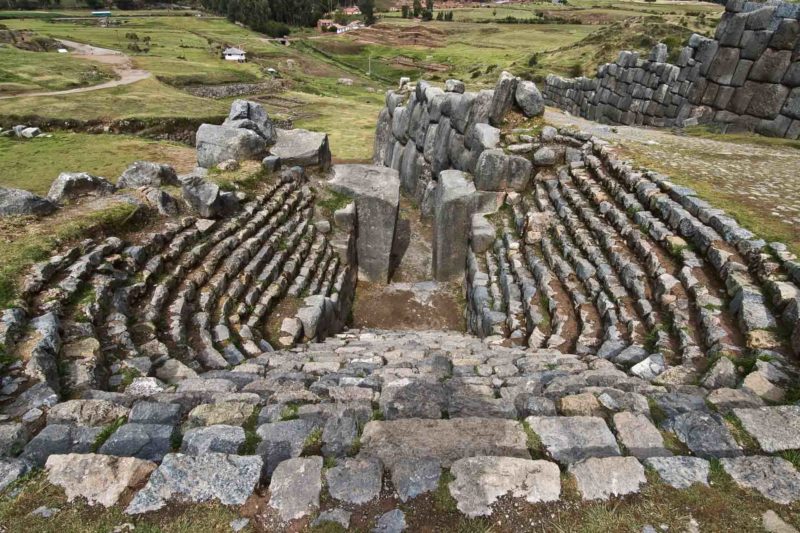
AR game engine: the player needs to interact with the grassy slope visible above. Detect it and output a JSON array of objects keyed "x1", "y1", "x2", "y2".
[
  {"x1": 0, "y1": 46, "x2": 116, "y2": 94},
  {"x1": 0, "y1": 133, "x2": 196, "y2": 194}
]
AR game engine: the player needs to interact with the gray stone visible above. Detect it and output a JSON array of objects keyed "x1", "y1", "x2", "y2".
[
  {"x1": 0, "y1": 187, "x2": 56, "y2": 217},
  {"x1": 568, "y1": 457, "x2": 646, "y2": 500},
  {"x1": 0, "y1": 458, "x2": 30, "y2": 492},
  {"x1": 515, "y1": 395, "x2": 557, "y2": 417},
  {"x1": 733, "y1": 406, "x2": 800, "y2": 453},
  {"x1": 373, "y1": 509, "x2": 406, "y2": 533},
  {"x1": 359, "y1": 418, "x2": 529, "y2": 469},
  {"x1": 445, "y1": 79, "x2": 465, "y2": 93},
  {"x1": 99, "y1": 423, "x2": 175, "y2": 462},
  {"x1": 433, "y1": 170, "x2": 479, "y2": 281},
  {"x1": 644, "y1": 456, "x2": 709, "y2": 489},
  {"x1": 321, "y1": 414, "x2": 358, "y2": 457},
  {"x1": 181, "y1": 425, "x2": 245, "y2": 454},
  {"x1": 720, "y1": 456, "x2": 800, "y2": 505},
  {"x1": 701, "y1": 357, "x2": 738, "y2": 389},
  {"x1": 271, "y1": 128, "x2": 331, "y2": 170},
  {"x1": 21, "y1": 424, "x2": 101, "y2": 466},
  {"x1": 328, "y1": 164, "x2": 400, "y2": 283},
  {"x1": 326, "y1": 457, "x2": 382, "y2": 504},
  {"x1": 268, "y1": 456, "x2": 322, "y2": 521},
  {"x1": 180, "y1": 174, "x2": 239, "y2": 219},
  {"x1": 313, "y1": 508, "x2": 351, "y2": 529},
  {"x1": 256, "y1": 419, "x2": 318, "y2": 477},
  {"x1": 489, "y1": 71, "x2": 517, "y2": 126},
  {"x1": 391, "y1": 457, "x2": 441, "y2": 502},
  {"x1": 670, "y1": 411, "x2": 741, "y2": 459},
  {"x1": 129, "y1": 401, "x2": 182, "y2": 425},
  {"x1": 47, "y1": 172, "x2": 116, "y2": 203},
  {"x1": 47, "y1": 399, "x2": 129, "y2": 427},
  {"x1": 373, "y1": 107, "x2": 393, "y2": 165},
  {"x1": 706, "y1": 387, "x2": 764, "y2": 414},
  {"x1": 613, "y1": 411, "x2": 671, "y2": 459},
  {"x1": 142, "y1": 187, "x2": 178, "y2": 216},
  {"x1": 630, "y1": 353, "x2": 666, "y2": 381},
  {"x1": 526, "y1": 416, "x2": 621, "y2": 464},
  {"x1": 533, "y1": 147, "x2": 556, "y2": 166},
  {"x1": 126, "y1": 453, "x2": 263, "y2": 514},
  {"x1": 449, "y1": 456, "x2": 560, "y2": 517},
  {"x1": 380, "y1": 379, "x2": 446, "y2": 420},
  {"x1": 0, "y1": 423, "x2": 27, "y2": 457},
  {"x1": 613, "y1": 345, "x2": 649, "y2": 366},
  {"x1": 226, "y1": 99, "x2": 277, "y2": 143},
  {"x1": 515, "y1": 80, "x2": 544, "y2": 117},
  {"x1": 118, "y1": 161, "x2": 179, "y2": 189},
  {"x1": 196, "y1": 124, "x2": 267, "y2": 168},
  {"x1": 262, "y1": 155, "x2": 281, "y2": 172},
  {"x1": 762, "y1": 510, "x2": 798, "y2": 533}
]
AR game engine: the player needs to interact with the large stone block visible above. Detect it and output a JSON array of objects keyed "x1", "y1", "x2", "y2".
[
  {"x1": 373, "y1": 107, "x2": 393, "y2": 165},
  {"x1": 706, "y1": 47, "x2": 740, "y2": 85},
  {"x1": 433, "y1": 170, "x2": 479, "y2": 281},
  {"x1": 489, "y1": 71, "x2": 517, "y2": 126},
  {"x1": 270, "y1": 128, "x2": 331, "y2": 170},
  {"x1": 196, "y1": 124, "x2": 267, "y2": 169},
  {"x1": 745, "y1": 82, "x2": 790, "y2": 119},
  {"x1": 328, "y1": 165, "x2": 400, "y2": 283},
  {"x1": 749, "y1": 49, "x2": 792, "y2": 83}
]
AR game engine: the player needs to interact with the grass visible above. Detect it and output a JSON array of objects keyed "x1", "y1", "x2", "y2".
[
  {"x1": 0, "y1": 201, "x2": 141, "y2": 309},
  {"x1": 0, "y1": 133, "x2": 195, "y2": 194},
  {"x1": 0, "y1": 45, "x2": 116, "y2": 94},
  {"x1": 239, "y1": 406, "x2": 261, "y2": 455},
  {"x1": 90, "y1": 416, "x2": 126, "y2": 452}
]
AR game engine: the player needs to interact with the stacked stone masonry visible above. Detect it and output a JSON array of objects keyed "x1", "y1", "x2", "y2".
[{"x1": 543, "y1": 0, "x2": 800, "y2": 138}]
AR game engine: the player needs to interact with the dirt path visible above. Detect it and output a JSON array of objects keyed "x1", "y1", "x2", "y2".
[
  {"x1": 545, "y1": 107, "x2": 800, "y2": 242},
  {"x1": 0, "y1": 39, "x2": 150, "y2": 100}
]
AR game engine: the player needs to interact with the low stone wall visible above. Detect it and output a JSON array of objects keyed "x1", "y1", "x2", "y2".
[{"x1": 543, "y1": 0, "x2": 800, "y2": 139}]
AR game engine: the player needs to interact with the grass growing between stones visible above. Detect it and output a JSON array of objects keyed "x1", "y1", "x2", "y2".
[
  {"x1": 90, "y1": 416, "x2": 126, "y2": 452},
  {"x1": 0, "y1": 201, "x2": 142, "y2": 310}
]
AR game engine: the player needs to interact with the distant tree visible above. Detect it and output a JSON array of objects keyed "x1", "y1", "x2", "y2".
[
  {"x1": 333, "y1": 10, "x2": 348, "y2": 24},
  {"x1": 425, "y1": 0, "x2": 432, "y2": 12},
  {"x1": 421, "y1": 9, "x2": 431, "y2": 20},
  {"x1": 401, "y1": 4, "x2": 410, "y2": 17},
  {"x1": 412, "y1": 0, "x2": 421, "y2": 17},
  {"x1": 359, "y1": 0, "x2": 375, "y2": 25}
]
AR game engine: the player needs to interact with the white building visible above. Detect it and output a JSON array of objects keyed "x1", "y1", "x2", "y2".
[{"x1": 223, "y1": 47, "x2": 246, "y2": 62}]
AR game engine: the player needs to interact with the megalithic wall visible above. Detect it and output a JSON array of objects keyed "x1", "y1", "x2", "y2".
[{"x1": 542, "y1": 0, "x2": 800, "y2": 139}]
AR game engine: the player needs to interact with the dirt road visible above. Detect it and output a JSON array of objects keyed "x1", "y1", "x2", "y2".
[{"x1": 0, "y1": 39, "x2": 150, "y2": 100}]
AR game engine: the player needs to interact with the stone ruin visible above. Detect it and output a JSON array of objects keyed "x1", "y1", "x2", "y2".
[
  {"x1": 544, "y1": 0, "x2": 800, "y2": 138},
  {"x1": 1, "y1": 76, "x2": 800, "y2": 528}
]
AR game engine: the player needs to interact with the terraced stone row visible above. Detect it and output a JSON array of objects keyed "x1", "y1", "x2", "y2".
[
  {"x1": 0, "y1": 167, "x2": 354, "y2": 456},
  {"x1": 3, "y1": 329, "x2": 799, "y2": 525}
]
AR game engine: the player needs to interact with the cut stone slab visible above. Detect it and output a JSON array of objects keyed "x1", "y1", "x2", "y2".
[
  {"x1": 45, "y1": 453, "x2": 156, "y2": 508},
  {"x1": 268, "y1": 456, "x2": 323, "y2": 522},
  {"x1": 185, "y1": 401, "x2": 254, "y2": 428},
  {"x1": 373, "y1": 509, "x2": 407, "y2": 533},
  {"x1": 358, "y1": 418, "x2": 529, "y2": 469},
  {"x1": 196, "y1": 124, "x2": 267, "y2": 168},
  {"x1": 706, "y1": 387, "x2": 764, "y2": 415},
  {"x1": 271, "y1": 128, "x2": 331, "y2": 170},
  {"x1": 720, "y1": 456, "x2": 800, "y2": 505},
  {"x1": 21, "y1": 424, "x2": 102, "y2": 467},
  {"x1": 526, "y1": 416, "x2": 621, "y2": 465},
  {"x1": 568, "y1": 457, "x2": 646, "y2": 500},
  {"x1": 670, "y1": 411, "x2": 741, "y2": 459},
  {"x1": 99, "y1": 423, "x2": 175, "y2": 462},
  {"x1": 644, "y1": 456, "x2": 709, "y2": 489},
  {"x1": 433, "y1": 170, "x2": 480, "y2": 281},
  {"x1": 391, "y1": 457, "x2": 441, "y2": 502},
  {"x1": 613, "y1": 412, "x2": 671, "y2": 459},
  {"x1": 126, "y1": 453, "x2": 263, "y2": 514},
  {"x1": 47, "y1": 399, "x2": 129, "y2": 427},
  {"x1": 380, "y1": 379, "x2": 446, "y2": 420},
  {"x1": 181, "y1": 425, "x2": 245, "y2": 455},
  {"x1": 733, "y1": 406, "x2": 800, "y2": 453},
  {"x1": 326, "y1": 457, "x2": 383, "y2": 504},
  {"x1": 328, "y1": 164, "x2": 400, "y2": 283},
  {"x1": 129, "y1": 401, "x2": 182, "y2": 426},
  {"x1": 256, "y1": 419, "x2": 319, "y2": 477},
  {"x1": 449, "y1": 456, "x2": 560, "y2": 517}
]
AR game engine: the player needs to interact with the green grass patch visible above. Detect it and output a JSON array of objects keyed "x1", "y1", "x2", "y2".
[
  {"x1": 90, "y1": 416, "x2": 126, "y2": 452},
  {"x1": 433, "y1": 470, "x2": 458, "y2": 514},
  {"x1": 239, "y1": 406, "x2": 262, "y2": 455}
]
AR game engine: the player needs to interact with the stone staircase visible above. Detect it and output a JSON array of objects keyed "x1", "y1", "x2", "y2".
[{"x1": 2, "y1": 328, "x2": 799, "y2": 525}]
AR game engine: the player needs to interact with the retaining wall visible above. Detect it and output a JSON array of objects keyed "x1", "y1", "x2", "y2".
[{"x1": 543, "y1": 0, "x2": 800, "y2": 139}]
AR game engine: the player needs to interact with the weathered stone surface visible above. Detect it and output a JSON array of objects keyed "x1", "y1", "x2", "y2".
[
  {"x1": 99, "y1": 423, "x2": 175, "y2": 462},
  {"x1": 706, "y1": 387, "x2": 764, "y2": 414},
  {"x1": 45, "y1": 453, "x2": 156, "y2": 507},
  {"x1": 47, "y1": 172, "x2": 116, "y2": 203},
  {"x1": 268, "y1": 456, "x2": 322, "y2": 521},
  {"x1": 196, "y1": 124, "x2": 267, "y2": 168},
  {"x1": 433, "y1": 170, "x2": 479, "y2": 281},
  {"x1": 720, "y1": 456, "x2": 800, "y2": 505},
  {"x1": 226, "y1": 99, "x2": 277, "y2": 143},
  {"x1": 670, "y1": 411, "x2": 741, "y2": 459},
  {"x1": 701, "y1": 356, "x2": 738, "y2": 389},
  {"x1": 328, "y1": 164, "x2": 400, "y2": 283},
  {"x1": 0, "y1": 423, "x2": 27, "y2": 456},
  {"x1": 21, "y1": 424, "x2": 101, "y2": 466},
  {"x1": 734, "y1": 406, "x2": 800, "y2": 453},
  {"x1": 526, "y1": 416, "x2": 620, "y2": 464},
  {"x1": 569, "y1": 457, "x2": 646, "y2": 500},
  {"x1": 373, "y1": 509, "x2": 407, "y2": 533},
  {"x1": 180, "y1": 174, "x2": 239, "y2": 219},
  {"x1": 449, "y1": 456, "x2": 560, "y2": 517},
  {"x1": 359, "y1": 418, "x2": 529, "y2": 468},
  {"x1": 0, "y1": 458, "x2": 29, "y2": 492},
  {"x1": 256, "y1": 419, "x2": 318, "y2": 477},
  {"x1": 126, "y1": 453, "x2": 263, "y2": 514},
  {"x1": 762, "y1": 510, "x2": 798, "y2": 533},
  {"x1": 391, "y1": 457, "x2": 441, "y2": 502},
  {"x1": 47, "y1": 399, "x2": 129, "y2": 427},
  {"x1": 515, "y1": 80, "x2": 544, "y2": 117},
  {"x1": 185, "y1": 401, "x2": 254, "y2": 428},
  {"x1": 118, "y1": 161, "x2": 179, "y2": 189},
  {"x1": 313, "y1": 508, "x2": 351, "y2": 529},
  {"x1": 0, "y1": 187, "x2": 56, "y2": 217},
  {"x1": 129, "y1": 401, "x2": 182, "y2": 426},
  {"x1": 181, "y1": 425, "x2": 245, "y2": 454},
  {"x1": 644, "y1": 456, "x2": 709, "y2": 489},
  {"x1": 271, "y1": 128, "x2": 331, "y2": 170},
  {"x1": 326, "y1": 457, "x2": 383, "y2": 504},
  {"x1": 490, "y1": 71, "x2": 517, "y2": 126},
  {"x1": 613, "y1": 411, "x2": 670, "y2": 459}
]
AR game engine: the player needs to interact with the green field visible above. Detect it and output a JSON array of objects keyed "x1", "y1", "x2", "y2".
[{"x1": 0, "y1": 45, "x2": 117, "y2": 94}]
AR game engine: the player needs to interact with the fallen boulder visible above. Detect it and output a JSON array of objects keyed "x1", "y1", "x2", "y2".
[
  {"x1": 515, "y1": 80, "x2": 544, "y2": 117},
  {"x1": 0, "y1": 187, "x2": 56, "y2": 217},
  {"x1": 225, "y1": 99, "x2": 277, "y2": 144},
  {"x1": 196, "y1": 124, "x2": 267, "y2": 169},
  {"x1": 271, "y1": 128, "x2": 332, "y2": 170},
  {"x1": 118, "y1": 161, "x2": 179, "y2": 189},
  {"x1": 47, "y1": 172, "x2": 116, "y2": 204},
  {"x1": 180, "y1": 174, "x2": 239, "y2": 219}
]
